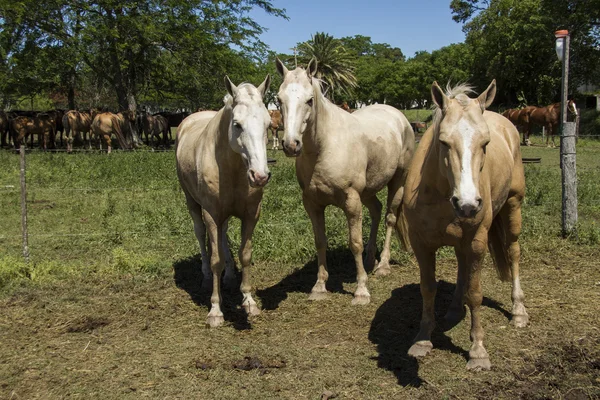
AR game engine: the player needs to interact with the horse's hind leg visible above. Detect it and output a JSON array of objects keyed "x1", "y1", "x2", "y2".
[
  {"x1": 362, "y1": 195, "x2": 382, "y2": 273},
  {"x1": 408, "y1": 245, "x2": 437, "y2": 358},
  {"x1": 221, "y1": 218, "x2": 237, "y2": 289},
  {"x1": 500, "y1": 197, "x2": 529, "y2": 328},
  {"x1": 238, "y1": 212, "x2": 261, "y2": 316},
  {"x1": 343, "y1": 190, "x2": 370, "y2": 305},
  {"x1": 444, "y1": 247, "x2": 468, "y2": 326},
  {"x1": 374, "y1": 174, "x2": 405, "y2": 276},
  {"x1": 304, "y1": 198, "x2": 329, "y2": 301},
  {"x1": 185, "y1": 194, "x2": 211, "y2": 292}
]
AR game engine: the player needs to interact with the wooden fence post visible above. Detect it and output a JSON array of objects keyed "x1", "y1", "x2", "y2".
[
  {"x1": 561, "y1": 122, "x2": 578, "y2": 237},
  {"x1": 20, "y1": 145, "x2": 30, "y2": 263}
]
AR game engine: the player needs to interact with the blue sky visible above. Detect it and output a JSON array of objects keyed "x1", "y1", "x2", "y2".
[{"x1": 249, "y1": 0, "x2": 466, "y2": 59}]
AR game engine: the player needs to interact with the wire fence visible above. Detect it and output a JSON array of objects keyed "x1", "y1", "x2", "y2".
[{"x1": 1, "y1": 142, "x2": 599, "y2": 264}]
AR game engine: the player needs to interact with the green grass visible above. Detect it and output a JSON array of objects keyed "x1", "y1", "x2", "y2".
[{"x1": 0, "y1": 141, "x2": 599, "y2": 399}]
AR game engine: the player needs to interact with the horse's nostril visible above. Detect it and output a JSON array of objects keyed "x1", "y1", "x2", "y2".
[
  {"x1": 451, "y1": 196, "x2": 459, "y2": 209},
  {"x1": 476, "y1": 197, "x2": 483, "y2": 208}
]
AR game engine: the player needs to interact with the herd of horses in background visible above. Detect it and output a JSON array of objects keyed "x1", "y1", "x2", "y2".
[
  {"x1": 0, "y1": 108, "x2": 190, "y2": 152},
  {"x1": 0, "y1": 97, "x2": 578, "y2": 153}
]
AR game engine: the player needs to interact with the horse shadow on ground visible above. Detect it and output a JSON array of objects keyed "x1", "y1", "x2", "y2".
[
  {"x1": 256, "y1": 246, "x2": 367, "y2": 310},
  {"x1": 369, "y1": 280, "x2": 511, "y2": 387},
  {"x1": 172, "y1": 255, "x2": 251, "y2": 331}
]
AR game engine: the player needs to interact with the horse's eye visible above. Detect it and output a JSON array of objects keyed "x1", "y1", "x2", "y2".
[
  {"x1": 233, "y1": 121, "x2": 242, "y2": 129},
  {"x1": 439, "y1": 140, "x2": 449, "y2": 148},
  {"x1": 307, "y1": 98, "x2": 313, "y2": 107}
]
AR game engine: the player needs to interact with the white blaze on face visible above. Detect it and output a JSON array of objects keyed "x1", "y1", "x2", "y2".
[
  {"x1": 457, "y1": 118, "x2": 478, "y2": 203},
  {"x1": 282, "y1": 82, "x2": 308, "y2": 142}
]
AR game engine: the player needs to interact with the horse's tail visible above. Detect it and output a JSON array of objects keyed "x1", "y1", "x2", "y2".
[
  {"x1": 110, "y1": 115, "x2": 129, "y2": 149},
  {"x1": 394, "y1": 202, "x2": 412, "y2": 253},
  {"x1": 487, "y1": 214, "x2": 512, "y2": 282}
]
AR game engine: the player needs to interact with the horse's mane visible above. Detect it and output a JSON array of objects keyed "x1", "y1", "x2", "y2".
[{"x1": 432, "y1": 82, "x2": 475, "y2": 135}]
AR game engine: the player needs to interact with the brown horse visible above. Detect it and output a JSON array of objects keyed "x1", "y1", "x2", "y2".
[
  {"x1": 403, "y1": 81, "x2": 528, "y2": 371},
  {"x1": 502, "y1": 106, "x2": 537, "y2": 145},
  {"x1": 528, "y1": 100, "x2": 577, "y2": 147},
  {"x1": 63, "y1": 110, "x2": 98, "y2": 152},
  {"x1": 90, "y1": 111, "x2": 132, "y2": 153},
  {"x1": 268, "y1": 109, "x2": 283, "y2": 150},
  {"x1": 140, "y1": 113, "x2": 170, "y2": 147},
  {"x1": 11, "y1": 114, "x2": 55, "y2": 150}
]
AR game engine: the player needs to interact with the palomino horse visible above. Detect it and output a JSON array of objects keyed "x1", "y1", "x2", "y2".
[
  {"x1": 90, "y1": 111, "x2": 133, "y2": 153},
  {"x1": 275, "y1": 58, "x2": 415, "y2": 304},
  {"x1": 176, "y1": 75, "x2": 272, "y2": 327},
  {"x1": 140, "y1": 113, "x2": 170, "y2": 147},
  {"x1": 502, "y1": 106, "x2": 536, "y2": 145},
  {"x1": 268, "y1": 109, "x2": 282, "y2": 150},
  {"x1": 529, "y1": 100, "x2": 577, "y2": 147},
  {"x1": 62, "y1": 110, "x2": 98, "y2": 152},
  {"x1": 403, "y1": 81, "x2": 528, "y2": 370}
]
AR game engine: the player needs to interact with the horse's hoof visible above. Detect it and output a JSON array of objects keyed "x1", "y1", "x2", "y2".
[
  {"x1": 351, "y1": 294, "x2": 371, "y2": 305},
  {"x1": 243, "y1": 303, "x2": 261, "y2": 317},
  {"x1": 308, "y1": 291, "x2": 328, "y2": 301},
  {"x1": 206, "y1": 314, "x2": 224, "y2": 328},
  {"x1": 374, "y1": 260, "x2": 391, "y2": 276},
  {"x1": 512, "y1": 314, "x2": 529, "y2": 328},
  {"x1": 466, "y1": 357, "x2": 491, "y2": 371},
  {"x1": 408, "y1": 341, "x2": 433, "y2": 358}
]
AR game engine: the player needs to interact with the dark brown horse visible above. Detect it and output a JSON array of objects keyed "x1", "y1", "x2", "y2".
[
  {"x1": 528, "y1": 100, "x2": 577, "y2": 147},
  {"x1": 153, "y1": 111, "x2": 190, "y2": 145},
  {"x1": 140, "y1": 113, "x2": 170, "y2": 147},
  {"x1": 0, "y1": 111, "x2": 9, "y2": 147}
]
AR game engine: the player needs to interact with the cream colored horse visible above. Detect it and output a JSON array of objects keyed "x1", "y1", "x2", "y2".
[
  {"x1": 176, "y1": 75, "x2": 272, "y2": 328},
  {"x1": 275, "y1": 58, "x2": 415, "y2": 305},
  {"x1": 403, "y1": 81, "x2": 528, "y2": 371}
]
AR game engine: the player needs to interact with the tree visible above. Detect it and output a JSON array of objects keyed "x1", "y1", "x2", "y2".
[
  {"x1": 0, "y1": 0, "x2": 286, "y2": 111},
  {"x1": 450, "y1": 0, "x2": 600, "y2": 106},
  {"x1": 296, "y1": 32, "x2": 357, "y2": 101}
]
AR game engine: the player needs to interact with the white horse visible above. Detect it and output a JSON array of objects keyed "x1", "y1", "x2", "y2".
[
  {"x1": 275, "y1": 58, "x2": 415, "y2": 305},
  {"x1": 176, "y1": 75, "x2": 272, "y2": 327}
]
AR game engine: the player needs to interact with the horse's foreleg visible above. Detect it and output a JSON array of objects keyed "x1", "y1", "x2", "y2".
[
  {"x1": 239, "y1": 212, "x2": 260, "y2": 317},
  {"x1": 375, "y1": 176, "x2": 405, "y2": 276},
  {"x1": 344, "y1": 191, "x2": 370, "y2": 305},
  {"x1": 304, "y1": 198, "x2": 329, "y2": 301},
  {"x1": 500, "y1": 198, "x2": 528, "y2": 328},
  {"x1": 362, "y1": 195, "x2": 382, "y2": 273},
  {"x1": 203, "y1": 209, "x2": 225, "y2": 328},
  {"x1": 408, "y1": 245, "x2": 437, "y2": 358},
  {"x1": 465, "y1": 237, "x2": 491, "y2": 371}
]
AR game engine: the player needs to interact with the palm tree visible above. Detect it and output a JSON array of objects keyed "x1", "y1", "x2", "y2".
[{"x1": 296, "y1": 32, "x2": 357, "y2": 102}]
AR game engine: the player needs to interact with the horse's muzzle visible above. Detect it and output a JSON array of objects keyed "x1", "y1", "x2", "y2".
[
  {"x1": 248, "y1": 170, "x2": 271, "y2": 188},
  {"x1": 283, "y1": 139, "x2": 302, "y2": 157},
  {"x1": 451, "y1": 196, "x2": 483, "y2": 219}
]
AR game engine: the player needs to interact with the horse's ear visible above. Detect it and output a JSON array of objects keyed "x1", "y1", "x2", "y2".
[
  {"x1": 224, "y1": 75, "x2": 238, "y2": 98},
  {"x1": 307, "y1": 58, "x2": 318, "y2": 78},
  {"x1": 477, "y1": 79, "x2": 496, "y2": 112},
  {"x1": 257, "y1": 74, "x2": 271, "y2": 98},
  {"x1": 431, "y1": 81, "x2": 447, "y2": 110},
  {"x1": 275, "y1": 58, "x2": 288, "y2": 77}
]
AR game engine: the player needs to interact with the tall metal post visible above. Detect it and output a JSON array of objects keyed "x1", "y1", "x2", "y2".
[
  {"x1": 20, "y1": 145, "x2": 30, "y2": 263},
  {"x1": 556, "y1": 30, "x2": 578, "y2": 237}
]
